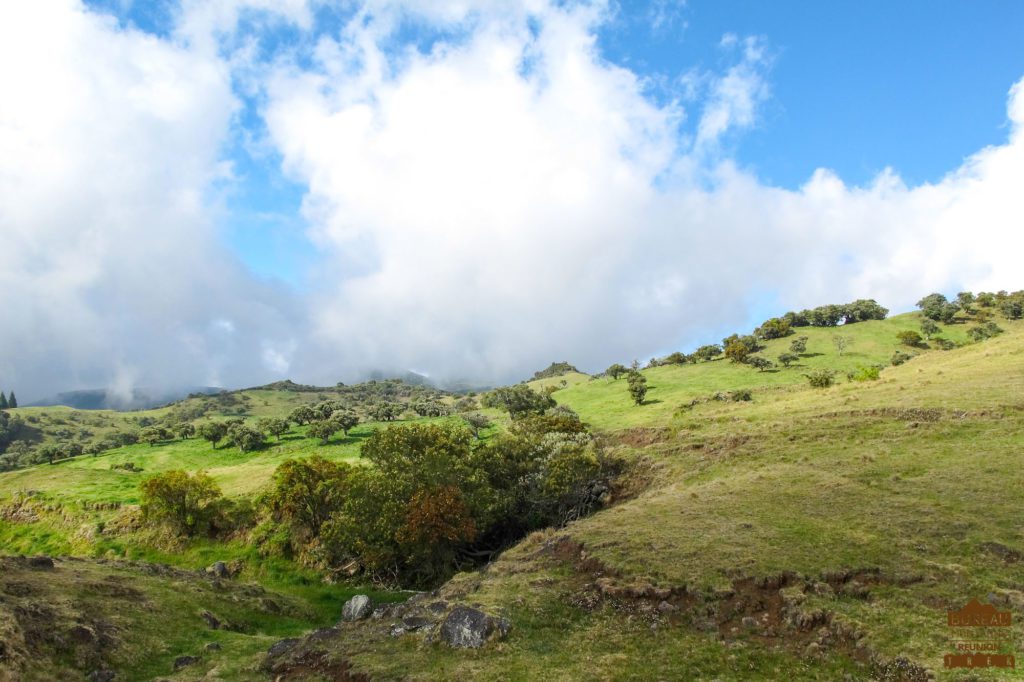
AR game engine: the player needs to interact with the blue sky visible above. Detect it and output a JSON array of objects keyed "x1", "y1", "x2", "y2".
[{"x1": 3, "y1": 0, "x2": 1024, "y2": 397}]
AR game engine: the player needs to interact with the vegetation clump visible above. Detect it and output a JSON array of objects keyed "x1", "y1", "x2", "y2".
[{"x1": 804, "y1": 368, "x2": 837, "y2": 388}]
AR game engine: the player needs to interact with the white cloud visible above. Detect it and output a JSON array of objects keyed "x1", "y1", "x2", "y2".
[
  {"x1": 0, "y1": 0, "x2": 296, "y2": 400},
  {"x1": 263, "y1": 1, "x2": 1023, "y2": 385}
]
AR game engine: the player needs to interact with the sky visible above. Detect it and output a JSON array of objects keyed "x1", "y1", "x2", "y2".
[{"x1": 1, "y1": 0, "x2": 1023, "y2": 402}]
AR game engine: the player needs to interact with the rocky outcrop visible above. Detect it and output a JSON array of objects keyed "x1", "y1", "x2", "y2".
[
  {"x1": 439, "y1": 606, "x2": 510, "y2": 649},
  {"x1": 341, "y1": 595, "x2": 373, "y2": 621}
]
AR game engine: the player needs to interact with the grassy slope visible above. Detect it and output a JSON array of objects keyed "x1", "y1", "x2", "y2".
[{"x1": 281, "y1": 314, "x2": 1024, "y2": 680}]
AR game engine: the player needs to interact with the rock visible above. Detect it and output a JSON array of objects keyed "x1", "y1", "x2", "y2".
[
  {"x1": 28, "y1": 555, "x2": 54, "y2": 569},
  {"x1": 427, "y1": 600, "x2": 449, "y2": 614},
  {"x1": 206, "y1": 561, "x2": 230, "y2": 578},
  {"x1": 657, "y1": 601, "x2": 678, "y2": 613},
  {"x1": 402, "y1": 616, "x2": 434, "y2": 631},
  {"x1": 172, "y1": 655, "x2": 199, "y2": 671},
  {"x1": 308, "y1": 627, "x2": 342, "y2": 642},
  {"x1": 266, "y1": 638, "x2": 300, "y2": 658},
  {"x1": 741, "y1": 616, "x2": 759, "y2": 630},
  {"x1": 68, "y1": 625, "x2": 96, "y2": 643},
  {"x1": 201, "y1": 611, "x2": 221, "y2": 630},
  {"x1": 389, "y1": 625, "x2": 407, "y2": 637},
  {"x1": 204, "y1": 642, "x2": 222, "y2": 652},
  {"x1": 342, "y1": 594, "x2": 374, "y2": 621},
  {"x1": 87, "y1": 670, "x2": 115, "y2": 682},
  {"x1": 439, "y1": 606, "x2": 510, "y2": 649},
  {"x1": 803, "y1": 642, "x2": 821, "y2": 658}
]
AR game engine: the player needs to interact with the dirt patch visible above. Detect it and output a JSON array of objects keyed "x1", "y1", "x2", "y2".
[
  {"x1": 608, "y1": 428, "x2": 670, "y2": 448},
  {"x1": 265, "y1": 648, "x2": 369, "y2": 681}
]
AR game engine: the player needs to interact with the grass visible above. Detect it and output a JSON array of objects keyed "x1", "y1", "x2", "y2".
[{"x1": 1, "y1": 309, "x2": 1020, "y2": 680}]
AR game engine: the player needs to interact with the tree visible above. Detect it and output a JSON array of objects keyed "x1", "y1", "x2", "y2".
[
  {"x1": 198, "y1": 422, "x2": 228, "y2": 449},
  {"x1": 747, "y1": 356, "x2": 773, "y2": 372},
  {"x1": 605, "y1": 363, "x2": 627, "y2": 380},
  {"x1": 693, "y1": 345, "x2": 723, "y2": 362},
  {"x1": 289, "y1": 405, "x2": 316, "y2": 426},
  {"x1": 481, "y1": 385, "x2": 555, "y2": 419},
  {"x1": 790, "y1": 336, "x2": 808, "y2": 355},
  {"x1": 956, "y1": 291, "x2": 975, "y2": 311},
  {"x1": 777, "y1": 353, "x2": 798, "y2": 368},
  {"x1": 39, "y1": 443, "x2": 62, "y2": 465},
  {"x1": 335, "y1": 410, "x2": 359, "y2": 436},
  {"x1": 0, "y1": 393, "x2": 7, "y2": 410},
  {"x1": 7, "y1": 392, "x2": 15, "y2": 409},
  {"x1": 258, "y1": 417, "x2": 290, "y2": 441},
  {"x1": 267, "y1": 455, "x2": 351, "y2": 538},
  {"x1": 370, "y1": 402, "x2": 402, "y2": 422},
  {"x1": 804, "y1": 369, "x2": 836, "y2": 388},
  {"x1": 626, "y1": 371, "x2": 647, "y2": 405},
  {"x1": 174, "y1": 422, "x2": 196, "y2": 440},
  {"x1": 139, "y1": 427, "x2": 167, "y2": 447},
  {"x1": 920, "y1": 319, "x2": 940, "y2": 340},
  {"x1": 462, "y1": 413, "x2": 491, "y2": 439},
  {"x1": 754, "y1": 317, "x2": 792, "y2": 340},
  {"x1": 896, "y1": 330, "x2": 923, "y2": 347},
  {"x1": 230, "y1": 425, "x2": 265, "y2": 453},
  {"x1": 917, "y1": 293, "x2": 959, "y2": 323},
  {"x1": 841, "y1": 299, "x2": 888, "y2": 323},
  {"x1": 724, "y1": 340, "x2": 750, "y2": 364},
  {"x1": 140, "y1": 470, "x2": 222, "y2": 537},
  {"x1": 308, "y1": 419, "x2": 339, "y2": 445},
  {"x1": 831, "y1": 335, "x2": 853, "y2": 356}
]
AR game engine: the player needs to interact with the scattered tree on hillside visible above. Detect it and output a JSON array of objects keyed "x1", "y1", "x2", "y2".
[
  {"x1": 462, "y1": 413, "x2": 491, "y2": 439},
  {"x1": 140, "y1": 470, "x2": 222, "y2": 537},
  {"x1": 335, "y1": 410, "x2": 359, "y2": 436},
  {"x1": 39, "y1": 443, "x2": 62, "y2": 465},
  {"x1": 804, "y1": 368, "x2": 837, "y2": 388},
  {"x1": 777, "y1": 352, "x2": 798, "y2": 368},
  {"x1": 198, "y1": 422, "x2": 228, "y2": 449},
  {"x1": 661, "y1": 352, "x2": 689, "y2": 365},
  {"x1": 230, "y1": 425, "x2": 265, "y2": 453},
  {"x1": 174, "y1": 422, "x2": 196, "y2": 440},
  {"x1": 789, "y1": 336, "x2": 808, "y2": 355},
  {"x1": 7, "y1": 393, "x2": 15, "y2": 408},
  {"x1": 0, "y1": 393, "x2": 7, "y2": 410},
  {"x1": 747, "y1": 356, "x2": 774, "y2": 372},
  {"x1": 140, "y1": 426, "x2": 169, "y2": 447},
  {"x1": 266, "y1": 455, "x2": 350, "y2": 540},
  {"x1": 308, "y1": 419, "x2": 340, "y2": 445},
  {"x1": 605, "y1": 363, "x2": 627, "y2": 380},
  {"x1": 920, "y1": 319, "x2": 940, "y2": 340},
  {"x1": 289, "y1": 405, "x2": 316, "y2": 425},
  {"x1": 1002, "y1": 297, "x2": 1023, "y2": 320},
  {"x1": 917, "y1": 293, "x2": 959, "y2": 323},
  {"x1": 754, "y1": 317, "x2": 792, "y2": 340},
  {"x1": 482, "y1": 385, "x2": 555, "y2": 419},
  {"x1": 896, "y1": 330, "x2": 924, "y2": 347},
  {"x1": 627, "y1": 371, "x2": 647, "y2": 405},
  {"x1": 956, "y1": 292, "x2": 975, "y2": 312},
  {"x1": 258, "y1": 417, "x2": 290, "y2": 441},
  {"x1": 370, "y1": 402, "x2": 402, "y2": 422},
  {"x1": 693, "y1": 344, "x2": 723, "y2": 362},
  {"x1": 891, "y1": 350, "x2": 913, "y2": 366},
  {"x1": 831, "y1": 335, "x2": 853, "y2": 356}
]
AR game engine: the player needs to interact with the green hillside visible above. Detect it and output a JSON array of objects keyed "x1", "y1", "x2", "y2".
[{"x1": 1, "y1": 306, "x2": 1022, "y2": 680}]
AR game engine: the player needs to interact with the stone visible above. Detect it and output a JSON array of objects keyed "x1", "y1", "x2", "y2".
[
  {"x1": 657, "y1": 601, "x2": 678, "y2": 613},
  {"x1": 87, "y1": 671, "x2": 115, "y2": 682},
  {"x1": 266, "y1": 638, "x2": 301, "y2": 658},
  {"x1": 201, "y1": 611, "x2": 221, "y2": 630},
  {"x1": 172, "y1": 655, "x2": 199, "y2": 671},
  {"x1": 206, "y1": 561, "x2": 229, "y2": 579},
  {"x1": 204, "y1": 642, "x2": 222, "y2": 652},
  {"x1": 28, "y1": 556, "x2": 54, "y2": 569},
  {"x1": 439, "y1": 606, "x2": 509, "y2": 649},
  {"x1": 402, "y1": 616, "x2": 434, "y2": 631},
  {"x1": 741, "y1": 616, "x2": 759, "y2": 630},
  {"x1": 342, "y1": 594, "x2": 373, "y2": 621}
]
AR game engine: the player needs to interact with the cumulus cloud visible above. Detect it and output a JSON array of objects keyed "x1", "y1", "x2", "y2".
[
  {"x1": 263, "y1": 1, "x2": 1022, "y2": 385},
  {"x1": 1, "y1": 0, "x2": 1021, "y2": 399},
  {"x1": 0, "y1": 0, "x2": 296, "y2": 401}
]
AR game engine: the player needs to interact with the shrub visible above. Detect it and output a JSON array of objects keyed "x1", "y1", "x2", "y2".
[
  {"x1": 789, "y1": 336, "x2": 808, "y2": 355},
  {"x1": 931, "y1": 337, "x2": 956, "y2": 350},
  {"x1": 777, "y1": 352, "x2": 799, "y2": 367},
  {"x1": 626, "y1": 371, "x2": 647, "y2": 405},
  {"x1": 891, "y1": 350, "x2": 913, "y2": 366},
  {"x1": 140, "y1": 470, "x2": 222, "y2": 537},
  {"x1": 462, "y1": 413, "x2": 491, "y2": 439},
  {"x1": 849, "y1": 366, "x2": 881, "y2": 382},
  {"x1": 266, "y1": 455, "x2": 351, "y2": 541},
  {"x1": 730, "y1": 389, "x2": 752, "y2": 401},
  {"x1": 896, "y1": 330, "x2": 924, "y2": 347},
  {"x1": 804, "y1": 369, "x2": 836, "y2": 388}
]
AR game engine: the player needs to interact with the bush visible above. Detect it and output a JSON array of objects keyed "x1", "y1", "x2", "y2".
[
  {"x1": 789, "y1": 336, "x2": 808, "y2": 355},
  {"x1": 848, "y1": 366, "x2": 881, "y2": 382},
  {"x1": 777, "y1": 352, "x2": 799, "y2": 367},
  {"x1": 804, "y1": 369, "x2": 837, "y2": 388},
  {"x1": 482, "y1": 385, "x2": 555, "y2": 419},
  {"x1": 626, "y1": 371, "x2": 647, "y2": 405},
  {"x1": 931, "y1": 337, "x2": 956, "y2": 350},
  {"x1": 140, "y1": 470, "x2": 222, "y2": 537},
  {"x1": 896, "y1": 330, "x2": 924, "y2": 347},
  {"x1": 730, "y1": 389, "x2": 752, "y2": 402},
  {"x1": 266, "y1": 455, "x2": 351, "y2": 544},
  {"x1": 891, "y1": 350, "x2": 913, "y2": 366}
]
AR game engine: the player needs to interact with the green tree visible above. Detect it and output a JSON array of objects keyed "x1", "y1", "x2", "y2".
[
  {"x1": 335, "y1": 410, "x2": 359, "y2": 436},
  {"x1": 605, "y1": 363, "x2": 627, "y2": 380},
  {"x1": 39, "y1": 443, "x2": 62, "y2": 465},
  {"x1": 139, "y1": 427, "x2": 167, "y2": 447},
  {"x1": 7, "y1": 392, "x2": 15, "y2": 409},
  {"x1": 230, "y1": 425, "x2": 265, "y2": 452},
  {"x1": 267, "y1": 455, "x2": 351, "y2": 539},
  {"x1": 481, "y1": 385, "x2": 555, "y2": 419},
  {"x1": 198, "y1": 422, "x2": 228, "y2": 449},
  {"x1": 370, "y1": 402, "x2": 402, "y2": 422},
  {"x1": 920, "y1": 319, "x2": 940, "y2": 340},
  {"x1": 754, "y1": 317, "x2": 792, "y2": 340},
  {"x1": 289, "y1": 405, "x2": 316, "y2": 425},
  {"x1": 174, "y1": 422, "x2": 195, "y2": 440},
  {"x1": 462, "y1": 413, "x2": 491, "y2": 439},
  {"x1": 777, "y1": 352, "x2": 798, "y2": 367},
  {"x1": 789, "y1": 336, "x2": 808, "y2": 355},
  {"x1": 896, "y1": 330, "x2": 924, "y2": 347},
  {"x1": 747, "y1": 356, "x2": 774, "y2": 372},
  {"x1": 0, "y1": 393, "x2": 7, "y2": 410},
  {"x1": 831, "y1": 335, "x2": 853, "y2": 356},
  {"x1": 308, "y1": 419, "x2": 339, "y2": 445},
  {"x1": 258, "y1": 417, "x2": 290, "y2": 441},
  {"x1": 140, "y1": 470, "x2": 222, "y2": 537},
  {"x1": 693, "y1": 345, "x2": 723, "y2": 362},
  {"x1": 626, "y1": 371, "x2": 647, "y2": 405}
]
